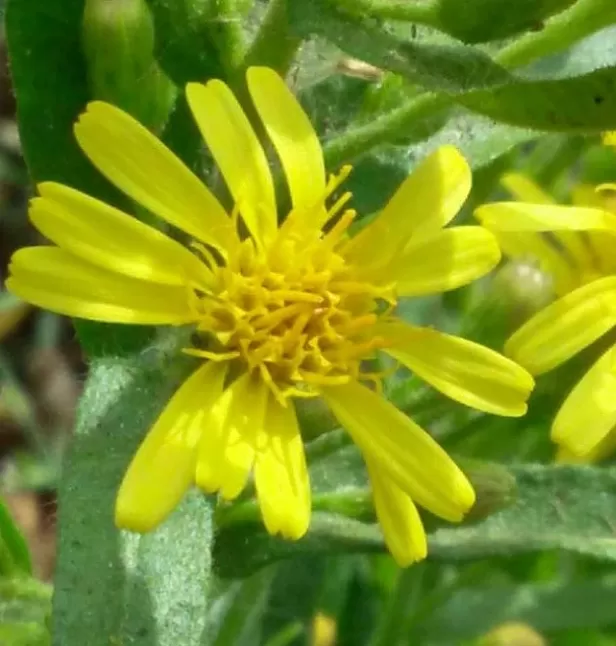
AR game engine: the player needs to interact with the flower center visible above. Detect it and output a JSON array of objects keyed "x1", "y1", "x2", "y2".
[{"x1": 186, "y1": 169, "x2": 397, "y2": 404}]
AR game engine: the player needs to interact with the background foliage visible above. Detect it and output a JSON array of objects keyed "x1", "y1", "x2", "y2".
[{"x1": 2, "y1": 0, "x2": 616, "y2": 644}]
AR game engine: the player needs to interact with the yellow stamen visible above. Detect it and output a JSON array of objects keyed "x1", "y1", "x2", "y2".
[
  {"x1": 182, "y1": 348, "x2": 240, "y2": 361},
  {"x1": 182, "y1": 161, "x2": 398, "y2": 403}
]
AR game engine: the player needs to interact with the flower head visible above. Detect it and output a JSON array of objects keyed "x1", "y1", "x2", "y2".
[
  {"x1": 7, "y1": 67, "x2": 533, "y2": 566},
  {"x1": 476, "y1": 172, "x2": 616, "y2": 463}
]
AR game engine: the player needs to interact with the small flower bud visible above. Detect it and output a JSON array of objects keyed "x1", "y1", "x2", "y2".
[
  {"x1": 82, "y1": 0, "x2": 175, "y2": 131},
  {"x1": 490, "y1": 260, "x2": 554, "y2": 327},
  {"x1": 459, "y1": 458, "x2": 517, "y2": 522},
  {"x1": 463, "y1": 260, "x2": 554, "y2": 345}
]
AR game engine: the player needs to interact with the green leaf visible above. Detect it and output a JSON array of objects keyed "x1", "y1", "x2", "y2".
[
  {"x1": 261, "y1": 559, "x2": 325, "y2": 645},
  {"x1": 5, "y1": 0, "x2": 159, "y2": 357},
  {"x1": 428, "y1": 464, "x2": 616, "y2": 561},
  {"x1": 326, "y1": 114, "x2": 539, "y2": 221},
  {"x1": 214, "y1": 462, "x2": 616, "y2": 577},
  {"x1": 289, "y1": 1, "x2": 616, "y2": 131},
  {"x1": 210, "y1": 570, "x2": 275, "y2": 646},
  {"x1": 0, "y1": 578, "x2": 52, "y2": 642},
  {"x1": 52, "y1": 336, "x2": 215, "y2": 645},
  {"x1": 347, "y1": 113, "x2": 537, "y2": 210},
  {"x1": 460, "y1": 26, "x2": 616, "y2": 130},
  {"x1": 5, "y1": 0, "x2": 207, "y2": 359},
  {"x1": 289, "y1": 0, "x2": 511, "y2": 94},
  {"x1": 420, "y1": 576, "x2": 616, "y2": 641},
  {"x1": 82, "y1": 0, "x2": 177, "y2": 132},
  {"x1": 0, "y1": 623, "x2": 50, "y2": 646},
  {"x1": 144, "y1": 0, "x2": 226, "y2": 85},
  {"x1": 435, "y1": 0, "x2": 576, "y2": 44},
  {"x1": 5, "y1": 0, "x2": 124, "y2": 203},
  {"x1": 0, "y1": 498, "x2": 32, "y2": 576},
  {"x1": 406, "y1": 114, "x2": 539, "y2": 174}
]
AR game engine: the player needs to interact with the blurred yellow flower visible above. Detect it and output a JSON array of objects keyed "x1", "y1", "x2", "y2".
[
  {"x1": 312, "y1": 612, "x2": 337, "y2": 646},
  {"x1": 6, "y1": 67, "x2": 533, "y2": 566},
  {"x1": 476, "y1": 172, "x2": 616, "y2": 463},
  {"x1": 479, "y1": 621, "x2": 545, "y2": 646}
]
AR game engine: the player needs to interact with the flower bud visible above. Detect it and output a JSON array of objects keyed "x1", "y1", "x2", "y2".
[
  {"x1": 491, "y1": 260, "x2": 554, "y2": 327},
  {"x1": 82, "y1": 0, "x2": 175, "y2": 131},
  {"x1": 459, "y1": 458, "x2": 517, "y2": 522},
  {"x1": 463, "y1": 260, "x2": 554, "y2": 345}
]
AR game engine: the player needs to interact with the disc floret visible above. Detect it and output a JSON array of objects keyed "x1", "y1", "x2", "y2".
[{"x1": 189, "y1": 170, "x2": 396, "y2": 404}]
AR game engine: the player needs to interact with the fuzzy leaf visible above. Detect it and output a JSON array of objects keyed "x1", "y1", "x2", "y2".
[
  {"x1": 52, "y1": 339, "x2": 215, "y2": 646},
  {"x1": 214, "y1": 459, "x2": 616, "y2": 577}
]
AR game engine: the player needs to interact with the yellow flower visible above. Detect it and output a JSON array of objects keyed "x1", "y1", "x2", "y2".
[
  {"x1": 311, "y1": 612, "x2": 337, "y2": 646},
  {"x1": 476, "y1": 172, "x2": 616, "y2": 463},
  {"x1": 7, "y1": 67, "x2": 533, "y2": 566},
  {"x1": 604, "y1": 131, "x2": 616, "y2": 147}
]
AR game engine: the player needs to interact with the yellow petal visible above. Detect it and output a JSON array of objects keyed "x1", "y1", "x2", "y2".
[
  {"x1": 382, "y1": 321, "x2": 534, "y2": 417},
  {"x1": 74, "y1": 102, "x2": 235, "y2": 253},
  {"x1": 505, "y1": 276, "x2": 616, "y2": 374},
  {"x1": 500, "y1": 173, "x2": 554, "y2": 204},
  {"x1": 552, "y1": 344, "x2": 616, "y2": 458},
  {"x1": 344, "y1": 146, "x2": 471, "y2": 262},
  {"x1": 365, "y1": 457, "x2": 427, "y2": 566},
  {"x1": 7, "y1": 247, "x2": 194, "y2": 324},
  {"x1": 475, "y1": 202, "x2": 616, "y2": 233},
  {"x1": 246, "y1": 67, "x2": 326, "y2": 220},
  {"x1": 556, "y1": 428, "x2": 616, "y2": 464},
  {"x1": 587, "y1": 231, "x2": 616, "y2": 275},
  {"x1": 254, "y1": 396, "x2": 311, "y2": 540},
  {"x1": 196, "y1": 372, "x2": 266, "y2": 500},
  {"x1": 571, "y1": 183, "x2": 604, "y2": 208},
  {"x1": 186, "y1": 81, "x2": 277, "y2": 247},
  {"x1": 322, "y1": 381, "x2": 475, "y2": 522},
  {"x1": 30, "y1": 182, "x2": 212, "y2": 288},
  {"x1": 489, "y1": 184, "x2": 599, "y2": 289},
  {"x1": 373, "y1": 226, "x2": 500, "y2": 296},
  {"x1": 115, "y1": 362, "x2": 227, "y2": 532},
  {"x1": 555, "y1": 231, "x2": 596, "y2": 275}
]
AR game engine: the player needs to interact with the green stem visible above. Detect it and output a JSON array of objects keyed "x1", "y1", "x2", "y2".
[
  {"x1": 523, "y1": 134, "x2": 588, "y2": 188},
  {"x1": 323, "y1": 92, "x2": 449, "y2": 169},
  {"x1": 263, "y1": 622, "x2": 304, "y2": 646},
  {"x1": 213, "y1": 569, "x2": 275, "y2": 646},
  {"x1": 305, "y1": 429, "x2": 350, "y2": 464},
  {"x1": 368, "y1": 565, "x2": 425, "y2": 646},
  {"x1": 212, "y1": 0, "x2": 248, "y2": 74},
  {"x1": 323, "y1": 0, "x2": 616, "y2": 167},
  {"x1": 216, "y1": 489, "x2": 372, "y2": 529},
  {"x1": 496, "y1": 0, "x2": 616, "y2": 68},
  {"x1": 243, "y1": 0, "x2": 301, "y2": 74},
  {"x1": 406, "y1": 562, "x2": 493, "y2": 633}
]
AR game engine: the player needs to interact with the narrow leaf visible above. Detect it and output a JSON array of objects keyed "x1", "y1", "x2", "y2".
[
  {"x1": 214, "y1": 461, "x2": 616, "y2": 577},
  {"x1": 0, "y1": 498, "x2": 32, "y2": 576}
]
